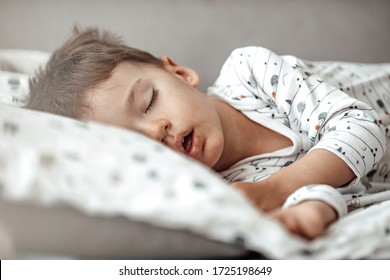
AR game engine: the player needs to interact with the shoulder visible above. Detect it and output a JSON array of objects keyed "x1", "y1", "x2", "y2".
[
  {"x1": 217, "y1": 46, "x2": 274, "y2": 78},
  {"x1": 227, "y1": 46, "x2": 274, "y2": 63},
  {"x1": 221, "y1": 46, "x2": 289, "y2": 77}
]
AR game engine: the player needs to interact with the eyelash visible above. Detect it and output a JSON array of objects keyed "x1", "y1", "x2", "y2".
[{"x1": 145, "y1": 88, "x2": 159, "y2": 113}]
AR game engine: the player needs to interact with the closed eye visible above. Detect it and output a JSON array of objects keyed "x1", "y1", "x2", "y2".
[{"x1": 145, "y1": 88, "x2": 159, "y2": 113}]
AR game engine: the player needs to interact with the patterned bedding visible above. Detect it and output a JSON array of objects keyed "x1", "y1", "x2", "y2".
[{"x1": 1, "y1": 50, "x2": 389, "y2": 259}]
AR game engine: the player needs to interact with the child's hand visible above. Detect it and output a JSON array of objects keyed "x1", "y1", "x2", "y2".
[
  {"x1": 269, "y1": 200, "x2": 337, "y2": 239},
  {"x1": 232, "y1": 180, "x2": 340, "y2": 239}
]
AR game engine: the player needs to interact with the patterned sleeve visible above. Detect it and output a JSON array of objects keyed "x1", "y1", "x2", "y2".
[{"x1": 208, "y1": 46, "x2": 387, "y2": 182}]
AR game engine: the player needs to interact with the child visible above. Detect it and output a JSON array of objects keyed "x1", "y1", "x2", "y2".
[{"x1": 26, "y1": 26, "x2": 389, "y2": 239}]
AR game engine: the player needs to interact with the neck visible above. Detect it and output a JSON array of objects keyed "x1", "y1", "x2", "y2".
[
  {"x1": 209, "y1": 97, "x2": 293, "y2": 172},
  {"x1": 210, "y1": 97, "x2": 262, "y2": 172}
]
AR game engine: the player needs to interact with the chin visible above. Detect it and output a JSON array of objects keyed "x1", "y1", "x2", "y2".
[{"x1": 197, "y1": 133, "x2": 224, "y2": 170}]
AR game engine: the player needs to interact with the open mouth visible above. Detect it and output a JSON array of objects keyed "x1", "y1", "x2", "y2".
[{"x1": 182, "y1": 130, "x2": 193, "y2": 153}]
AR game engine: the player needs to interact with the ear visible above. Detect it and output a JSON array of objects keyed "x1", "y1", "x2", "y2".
[{"x1": 160, "y1": 56, "x2": 200, "y2": 88}]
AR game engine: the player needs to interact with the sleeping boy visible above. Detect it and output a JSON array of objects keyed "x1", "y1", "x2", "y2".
[{"x1": 26, "y1": 26, "x2": 389, "y2": 239}]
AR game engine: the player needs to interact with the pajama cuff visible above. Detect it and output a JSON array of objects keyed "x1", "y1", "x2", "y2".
[{"x1": 282, "y1": 184, "x2": 348, "y2": 218}]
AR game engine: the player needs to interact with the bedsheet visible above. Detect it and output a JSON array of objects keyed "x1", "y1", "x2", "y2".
[
  {"x1": 1, "y1": 49, "x2": 390, "y2": 259},
  {"x1": 1, "y1": 101, "x2": 390, "y2": 259}
]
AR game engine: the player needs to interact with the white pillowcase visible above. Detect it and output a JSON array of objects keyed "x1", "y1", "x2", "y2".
[
  {"x1": 0, "y1": 49, "x2": 49, "y2": 76},
  {"x1": 0, "y1": 49, "x2": 49, "y2": 106},
  {"x1": 0, "y1": 70, "x2": 30, "y2": 106},
  {"x1": 0, "y1": 102, "x2": 304, "y2": 258}
]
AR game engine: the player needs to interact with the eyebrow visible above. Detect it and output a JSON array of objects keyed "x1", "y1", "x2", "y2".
[{"x1": 127, "y1": 78, "x2": 142, "y2": 105}]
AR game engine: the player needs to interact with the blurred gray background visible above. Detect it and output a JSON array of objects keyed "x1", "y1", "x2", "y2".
[{"x1": 1, "y1": 0, "x2": 389, "y2": 90}]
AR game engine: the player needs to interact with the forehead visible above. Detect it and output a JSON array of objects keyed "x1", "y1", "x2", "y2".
[
  {"x1": 104, "y1": 62, "x2": 143, "y2": 86},
  {"x1": 82, "y1": 62, "x2": 162, "y2": 120},
  {"x1": 104, "y1": 60, "x2": 161, "y2": 80},
  {"x1": 81, "y1": 63, "x2": 133, "y2": 120}
]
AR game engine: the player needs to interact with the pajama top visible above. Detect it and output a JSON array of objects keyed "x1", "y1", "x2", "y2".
[{"x1": 207, "y1": 46, "x2": 390, "y2": 209}]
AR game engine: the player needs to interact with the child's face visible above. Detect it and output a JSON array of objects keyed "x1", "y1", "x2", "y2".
[{"x1": 83, "y1": 59, "x2": 225, "y2": 168}]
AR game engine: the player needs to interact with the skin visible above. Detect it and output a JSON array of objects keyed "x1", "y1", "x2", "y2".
[{"x1": 83, "y1": 57, "x2": 355, "y2": 239}]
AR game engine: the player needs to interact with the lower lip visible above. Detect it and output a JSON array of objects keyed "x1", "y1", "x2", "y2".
[{"x1": 188, "y1": 130, "x2": 201, "y2": 158}]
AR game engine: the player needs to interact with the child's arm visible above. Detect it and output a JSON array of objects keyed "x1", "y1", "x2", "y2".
[
  {"x1": 232, "y1": 148, "x2": 354, "y2": 211},
  {"x1": 233, "y1": 149, "x2": 351, "y2": 239}
]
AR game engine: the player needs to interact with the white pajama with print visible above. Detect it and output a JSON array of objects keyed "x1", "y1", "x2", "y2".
[{"x1": 208, "y1": 46, "x2": 390, "y2": 213}]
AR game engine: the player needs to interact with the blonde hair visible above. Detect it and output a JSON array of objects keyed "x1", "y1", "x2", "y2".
[{"x1": 26, "y1": 26, "x2": 162, "y2": 118}]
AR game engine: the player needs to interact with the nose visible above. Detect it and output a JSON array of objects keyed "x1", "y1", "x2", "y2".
[{"x1": 143, "y1": 119, "x2": 171, "y2": 143}]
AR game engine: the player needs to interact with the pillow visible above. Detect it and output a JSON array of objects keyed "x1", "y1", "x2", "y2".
[
  {"x1": 0, "y1": 103, "x2": 303, "y2": 259},
  {"x1": 0, "y1": 70, "x2": 29, "y2": 106},
  {"x1": 0, "y1": 49, "x2": 49, "y2": 76},
  {"x1": 0, "y1": 49, "x2": 49, "y2": 107}
]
